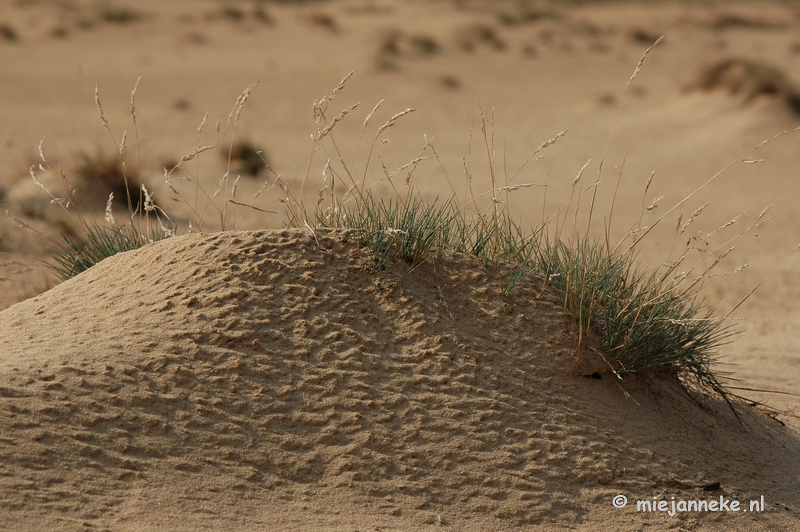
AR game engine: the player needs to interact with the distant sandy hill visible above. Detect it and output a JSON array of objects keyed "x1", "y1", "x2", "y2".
[{"x1": 1, "y1": 229, "x2": 797, "y2": 530}]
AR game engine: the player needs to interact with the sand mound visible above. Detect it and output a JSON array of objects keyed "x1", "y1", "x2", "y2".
[
  {"x1": 693, "y1": 57, "x2": 800, "y2": 114},
  {"x1": 1, "y1": 229, "x2": 798, "y2": 530}
]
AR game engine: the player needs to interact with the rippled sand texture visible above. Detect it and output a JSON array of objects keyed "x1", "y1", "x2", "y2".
[{"x1": 0, "y1": 230, "x2": 797, "y2": 530}]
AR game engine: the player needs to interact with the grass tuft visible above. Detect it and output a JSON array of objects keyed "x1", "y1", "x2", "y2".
[
  {"x1": 274, "y1": 54, "x2": 796, "y2": 412},
  {"x1": 310, "y1": 185, "x2": 736, "y2": 400},
  {"x1": 224, "y1": 140, "x2": 270, "y2": 177},
  {"x1": 49, "y1": 222, "x2": 171, "y2": 281},
  {"x1": 694, "y1": 57, "x2": 800, "y2": 115},
  {"x1": 318, "y1": 194, "x2": 458, "y2": 277},
  {"x1": 534, "y1": 237, "x2": 736, "y2": 382}
]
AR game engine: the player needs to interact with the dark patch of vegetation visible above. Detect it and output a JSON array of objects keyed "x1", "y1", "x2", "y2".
[
  {"x1": 695, "y1": 57, "x2": 800, "y2": 115},
  {"x1": 75, "y1": 151, "x2": 150, "y2": 212},
  {"x1": 629, "y1": 28, "x2": 662, "y2": 45},
  {"x1": 408, "y1": 35, "x2": 439, "y2": 56},
  {"x1": 307, "y1": 12, "x2": 338, "y2": 32},
  {"x1": 226, "y1": 141, "x2": 270, "y2": 177},
  {"x1": 455, "y1": 23, "x2": 506, "y2": 53},
  {"x1": 50, "y1": 26, "x2": 69, "y2": 39},
  {"x1": 710, "y1": 13, "x2": 785, "y2": 31},
  {"x1": 497, "y1": 6, "x2": 556, "y2": 26},
  {"x1": 220, "y1": 6, "x2": 246, "y2": 21},
  {"x1": 440, "y1": 75, "x2": 461, "y2": 90},
  {"x1": 253, "y1": 6, "x2": 275, "y2": 25},
  {"x1": 98, "y1": 6, "x2": 146, "y2": 25},
  {"x1": 0, "y1": 23, "x2": 19, "y2": 42}
]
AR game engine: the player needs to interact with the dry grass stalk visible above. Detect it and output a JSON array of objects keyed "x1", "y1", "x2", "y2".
[
  {"x1": 624, "y1": 126, "x2": 800, "y2": 258},
  {"x1": 588, "y1": 36, "x2": 663, "y2": 241}
]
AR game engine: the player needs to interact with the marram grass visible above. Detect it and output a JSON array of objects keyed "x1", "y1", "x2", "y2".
[
  {"x1": 534, "y1": 237, "x2": 736, "y2": 389},
  {"x1": 49, "y1": 222, "x2": 171, "y2": 281},
  {"x1": 311, "y1": 191, "x2": 736, "y2": 402}
]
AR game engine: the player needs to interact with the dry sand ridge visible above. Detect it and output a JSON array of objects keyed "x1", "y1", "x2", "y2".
[{"x1": 0, "y1": 229, "x2": 798, "y2": 530}]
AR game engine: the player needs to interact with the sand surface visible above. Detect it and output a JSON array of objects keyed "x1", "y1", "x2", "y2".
[
  {"x1": 1, "y1": 0, "x2": 800, "y2": 529},
  {"x1": 1, "y1": 229, "x2": 798, "y2": 530}
]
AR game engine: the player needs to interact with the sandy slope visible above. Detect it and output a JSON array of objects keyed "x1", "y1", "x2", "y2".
[
  {"x1": 2, "y1": 0, "x2": 800, "y2": 529},
  {"x1": 0, "y1": 229, "x2": 798, "y2": 530}
]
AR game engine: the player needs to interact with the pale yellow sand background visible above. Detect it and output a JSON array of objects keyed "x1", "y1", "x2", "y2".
[{"x1": 1, "y1": 0, "x2": 799, "y2": 529}]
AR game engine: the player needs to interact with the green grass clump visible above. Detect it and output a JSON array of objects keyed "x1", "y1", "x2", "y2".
[
  {"x1": 534, "y1": 237, "x2": 735, "y2": 390},
  {"x1": 49, "y1": 222, "x2": 170, "y2": 281},
  {"x1": 321, "y1": 179, "x2": 733, "y2": 388},
  {"x1": 15, "y1": 79, "x2": 264, "y2": 282},
  {"x1": 318, "y1": 194, "x2": 460, "y2": 276},
  {"x1": 310, "y1": 187, "x2": 735, "y2": 398}
]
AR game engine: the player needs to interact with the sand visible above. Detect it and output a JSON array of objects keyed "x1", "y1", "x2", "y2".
[
  {"x1": 1, "y1": 0, "x2": 800, "y2": 530},
  {"x1": 0, "y1": 229, "x2": 797, "y2": 530}
]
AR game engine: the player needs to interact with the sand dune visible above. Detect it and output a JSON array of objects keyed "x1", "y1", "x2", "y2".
[
  {"x1": 2, "y1": 0, "x2": 800, "y2": 529},
  {"x1": 1, "y1": 229, "x2": 798, "y2": 530}
]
